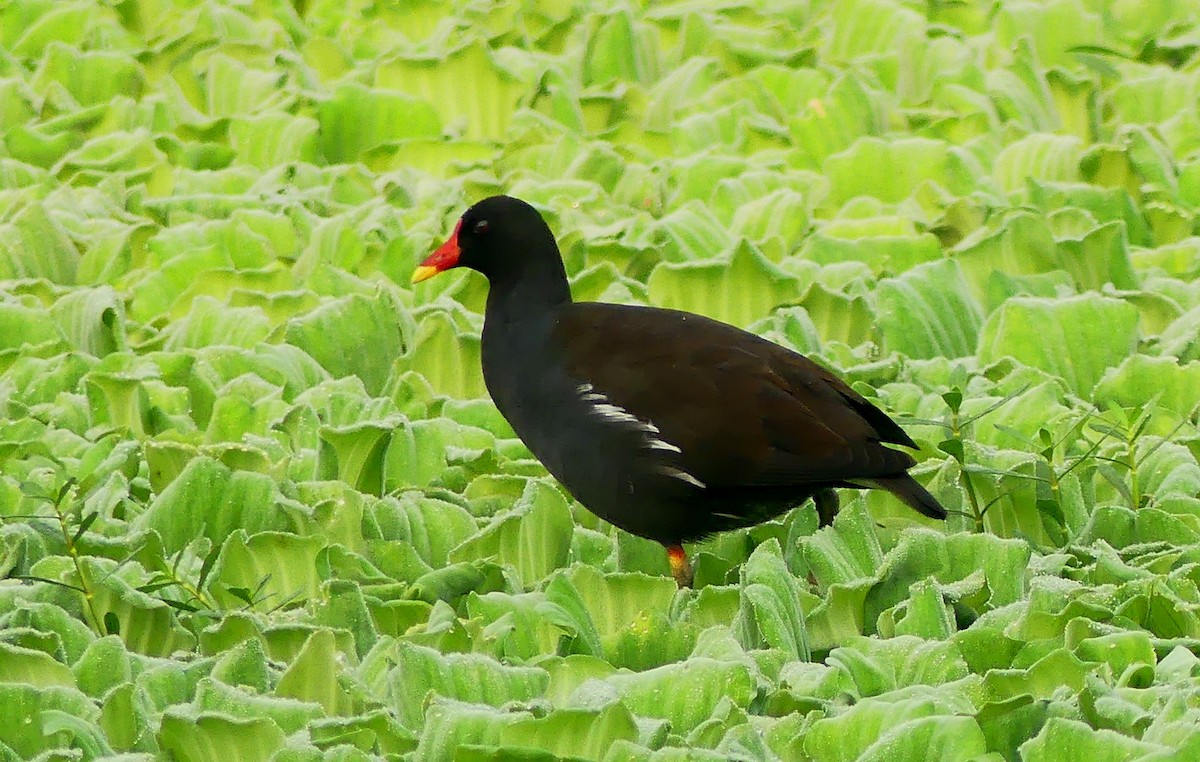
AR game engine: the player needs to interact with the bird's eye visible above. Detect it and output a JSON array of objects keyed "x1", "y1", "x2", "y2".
[{"x1": 473, "y1": 219, "x2": 489, "y2": 235}]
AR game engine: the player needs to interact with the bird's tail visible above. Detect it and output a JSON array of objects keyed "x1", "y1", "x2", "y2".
[{"x1": 864, "y1": 475, "x2": 947, "y2": 520}]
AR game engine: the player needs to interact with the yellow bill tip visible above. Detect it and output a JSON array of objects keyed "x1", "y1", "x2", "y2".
[{"x1": 411, "y1": 265, "x2": 440, "y2": 284}]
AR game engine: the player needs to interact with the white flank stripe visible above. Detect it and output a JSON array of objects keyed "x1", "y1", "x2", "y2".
[
  {"x1": 647, "y1": 439, "x2": 682, "y2": 454},
  {"x1": 576, "y1": 383, "x2": 696, "y2": 472},
  {"x1": 659, "y1": 466, "x2": 706, "y2": 490}
]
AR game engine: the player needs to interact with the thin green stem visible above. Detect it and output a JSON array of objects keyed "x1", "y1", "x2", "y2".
[
  {"x1": 53, "y1": 486, "x2": 105, "y2": 634},
  {"x1": 949, "y1": 403, "x2": 985, "y2": 533},
  {"x1": 1126, "y1": 432, "x2": 1140, "y2": 510}
]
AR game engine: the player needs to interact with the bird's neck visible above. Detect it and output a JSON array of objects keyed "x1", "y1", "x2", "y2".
[
  {"x1": 484, "y1": 258, "x2": 573, "y2": 326},
  {"x1": 480, "y1": 259, "x2": 572, "y2": 411}
]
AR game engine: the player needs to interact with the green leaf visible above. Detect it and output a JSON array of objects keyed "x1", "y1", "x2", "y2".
[
  {"x1": 734, "y1": 538, "x2": 809, "y2": 659},
  {"x1": 802, "y1": 218, "x2": 942, "y2": 274},
  {"x1": 822, "y1": 0, "x2": 925, "y2": 70},
  {"x1": 800, "y1": 501, "x2": 883, "y2": 588},
  {"x1": 135, "y1": 457, "x2": 294, "y2": 555},
  {"x1": 2, "y1": 602, "x2": 94, "y2": 664},
  {"x1": 547, "y1": 566, "x2": 683, "y2": 669},
  {"x1": 375, "y1": 43, "x2": 529, "y2": 141},
  {"x1": 400, "y1": 310, "x2": 486, "y2": 399},
  {"x1": 983, "y1": 647, "x2": 1095, "y2": 701},
  {"x1": 1028, "y1": 181, "x2": 1151, "y2": 248},
  {"x1": 209, "y1": 636, "x2": 272, "y2": 693},
  {"x1": 368, "y1": 492, "x2": 478, "y2": 568},
  {"x1": 198, "y1": 53, "x2": 290, "y2": 118},
  {"x1": 802, "y1": 579, "x2": 874, "y2": 652},
  {"x1": 0, "y1": 683, "x2": 98, "y2": 759},
  {"x1": 48, "y1": 286, "x2": 125, "y2": 357},
  {"x1": 975, "y1": 694, "x2": 1048, "y2": 762},
  {"x1": 1055, "y1": 222, "x2": 1139, "y2": 292},
  {"x1": 881, "y1": 578, "x2": 956, "y2": 640},
  {"x1": 73, "y1": 635, "x2": 132, "y2": 698},
  {"x1": 274, "y1": 629, "x2": 357, "y2": 716},
  {"x1": 449, "y1": 480, "x2": 574, "y2": 587},
  {"x1": 466, "y1": 592, "x2": 565, "y2": 662},
  {"x1": 950, "y1": 212, "x2": 1060, "y2": 306},
  {"x1": 316, "y1": 82, "x2": 441, "y2": 163},
  {"x1": 407, "y1": 560, "x2": 508, "y2": 605},
  {"x1": 977, "y1": 295, "x2": 1140, "y2": 397},
  {"x1": 728, "y1": 190, "x2": 810, "y2": 264},
  {"x1": 992, "y1": 133, "x2": 1083, "y2": 194},
  {"x1": 606, "y1": 658, "x2": 756, "y2": 736},
  {"x1": 387, "y1": 641, "x2": 549, "y2": 729},
  {"x1": 876, "y1": 259, "x2": 984, "y2": 359},
  {"x1": 1072, "y1": 630, "x2": 1155, "y2": 681},
  {"x1": 647, "y1": 240, "x2": 803, "y2": 328},
  {"x1": 32, "y1": 43, "x2": 142, "y2": 107},
  {"x1": 158, "y1": 711, "x2": 287, "y2": 762},
  {"x1": 857, "y1": 716, "x2": 988, "y2": 762},
  {"x1": 85, "y1": 562, "x2": 198, "y2": 657},
  {"x1": 196, "y1": 677, "x2": 323, "y2": 733},
  {"x1": 824, "y1": 137, "x2": 972, "y2": 206},
  {"x1": 0, "y1": 302, "x2": 63, "y2": 354},
  {"x1": 412, "y1": 698, "x2": 526, "y2": 762},
  {"x1": 650, "y1": 200, "x2": 735, "y2": 263},
  {"x1": 210, "y1": 531, "x2": 326, "y2": 611},
  {"x1": 319, "y1": 419, "x2": 394, "y2": 495},
  {"x1": 995, "y1": 0, "x2": 1104, "y2": 69},
  {"x1": 0, "y1": 640, "x2": 75, "y2": 688},
  {"x1": 1019, "y1": 717, "x2": 1165, "y2": 762},
  {"x1": 309, "y1": 710, "x2": 417, "y2": 755},
  {"x1": 40, "y1": 708, "x2": 115, "y2": 758},
  {"x1": 582, "y1": 8, "x2": 658, "y2": 86},
  {"x1": 827, "y1": 635, "x2": 969, "y2": 697},
  {"x1": 229, "y1": 112, "x2": 319, "y2": 169},
  {"x1": 366, "y1": 138, "x2": 496, "y2": 176},
  {"x1": 1158, "y1": 305, "x2": 1200, "y2": 363},
  {"x1": 161, "y1": 296, "x2": 274, "y2": 350},
  {"x1": 286, "y1": 292, "x2": 409, "y2": 396},
  {"x1": 803, "y1": 695, "x2": 976, "y2": 762},
  {"x1": 788, "y1": 72, "x2": 882, "y2": 168},
  {"x1": 498, "y1": 703, "x2": 641, "y2": 760},
  {"x1": 799, "y1": 280, "x2": 874, "y2": 346}
]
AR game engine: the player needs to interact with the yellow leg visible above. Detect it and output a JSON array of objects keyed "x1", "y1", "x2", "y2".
[{"x1": 667, "y1": 544, "x2": 693, "y2": 588}]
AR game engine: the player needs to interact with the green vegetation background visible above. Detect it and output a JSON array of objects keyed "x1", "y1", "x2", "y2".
[{"x1": 2, "y1": 0, "x2": 1200, "y2": 759}]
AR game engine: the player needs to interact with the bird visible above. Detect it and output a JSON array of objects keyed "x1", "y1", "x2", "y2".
[{"x1": 412, "y1": 195, "x2": 946, "y2": 587}]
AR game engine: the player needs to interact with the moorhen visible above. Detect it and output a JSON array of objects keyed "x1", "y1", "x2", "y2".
[{"x1": 413, "y1": 195, "x2": 946, "y2": 586}]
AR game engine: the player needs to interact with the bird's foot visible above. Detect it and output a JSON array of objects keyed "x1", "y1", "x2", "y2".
[
  {"x1": 814, "y1": 488, "x2": 840, "y2": 528},
  {"x1": 666, "y1": 544, "x2": 693, "y2": 588}
]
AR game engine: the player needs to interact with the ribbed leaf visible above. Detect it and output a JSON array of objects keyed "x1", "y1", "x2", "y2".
[
  {"x1": 977, "y1": 295, "x2": 1140, "y2": 397},
  {"x1": 0, "y1": 641, "x2": 74, "y2": 687},
  {"x1": 876, "y1": 259, "x2": 983, "y2": 359},
  {"x1": 605, "y1": 658, "x2": 756, "y2": 735},
  {"x1": 734, "y1": 539, "x2": 809, "y2": 659},
  {"x1": 158, "y1": 711, "x2": 287, "y2": 762},
  {"x1": 1020, "y1": 717, "x2": 1166, "y2": 762},
  {"x1": 449, "y1": 480, "x2": 573, "y2": 587},
  {"x1": 400, "y1": 307, "x2": 485, "y2": 397},
  {"x1": 375, "y1": 44, "x2": 528, "y2": 141},
  {"x1": 274, "y1": 629, "x2": 357, "y2": 716},
  {"x1": 136, "y1": 457, "x2": 292, "y2": 554},
  {"x1": 210, "y1": 531, "x2": 326, "y2": 611},
  {"x1": 388, "y1": 642, "x2": 548, "y2": 728},
  {"x1": 285, "y1": 292, "x2": 409, "y2": 396},
  {"x1": 647, "y1": 240, "x2": 803, "y2": 328}
]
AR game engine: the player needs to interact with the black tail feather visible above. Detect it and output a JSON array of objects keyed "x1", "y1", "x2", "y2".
[{"x1": 866, "y1": 475, "x2": 947, "y2": 520}]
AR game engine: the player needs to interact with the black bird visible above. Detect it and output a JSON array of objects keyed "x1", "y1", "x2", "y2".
[{"x1": 412, "y1": 196, "x2": 946, "y2": 586}]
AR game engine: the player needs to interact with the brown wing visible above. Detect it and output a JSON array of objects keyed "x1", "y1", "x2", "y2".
[{"x1": 552, "y1": 302, "x2": 916, "y2": 489}]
